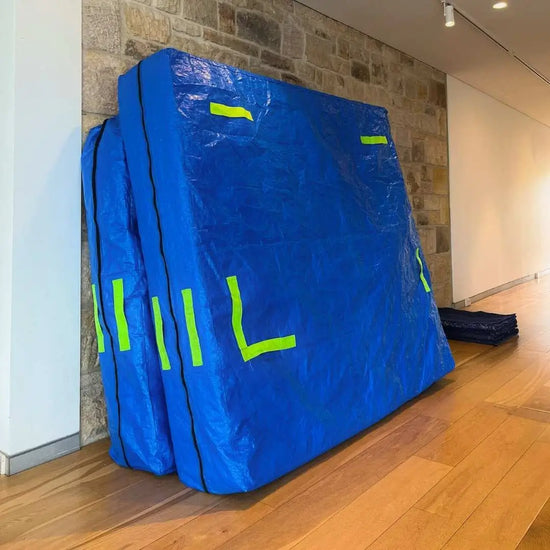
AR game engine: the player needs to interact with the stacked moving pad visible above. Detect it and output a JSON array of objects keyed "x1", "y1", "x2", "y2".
[
  {"x1": 82, "y1": 48, "x2": 454, "y2": 494},
  {"x1": 438, "y1": 308, "x2": 519, "y2": 345}
]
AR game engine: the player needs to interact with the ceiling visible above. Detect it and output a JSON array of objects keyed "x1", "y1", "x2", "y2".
[{"x1": 299, "y1": 0, "x2": 550, "y2": 128}]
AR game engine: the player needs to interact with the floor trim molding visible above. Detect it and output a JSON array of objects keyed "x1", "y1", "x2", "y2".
[
  {"x1": 452, "y1": 270, "x2": 550, "y2": 309},
  {"x1": 0, "y1": 433, "x2": 80, "y2": 476}
]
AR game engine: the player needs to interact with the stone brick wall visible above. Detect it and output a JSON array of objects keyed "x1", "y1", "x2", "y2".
[{"x1": 81, "y1": 0, "x2": 452, "y2": 443}]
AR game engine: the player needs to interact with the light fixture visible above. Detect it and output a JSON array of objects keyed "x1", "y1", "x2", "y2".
[
  {"x1": 442, "y1": 1, "x2": 455, "y2": 27},
  {"x1": 493, "y1": 1, "x2": 508, "y2": 8}
]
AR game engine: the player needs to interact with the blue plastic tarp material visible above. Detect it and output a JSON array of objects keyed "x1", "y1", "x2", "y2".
[
  {"x1": 81, "y1": 117, "x2": 175, "y2": 475},
  {"x1": 115, "y1": 48, "x2": 454, "y2": 494}
]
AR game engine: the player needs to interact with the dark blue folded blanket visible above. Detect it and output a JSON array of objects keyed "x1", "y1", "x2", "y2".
[{"x1": 438, "y1": 308, "x2": 518, "y2": 346}]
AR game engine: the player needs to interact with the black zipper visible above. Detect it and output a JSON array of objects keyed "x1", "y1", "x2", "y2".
[
  {"x1": 90, "y1": 119, "x2": 131, "y2": 468},
  {"x1": 136, "y1": 62, "x2": 208, "y2": 492}
]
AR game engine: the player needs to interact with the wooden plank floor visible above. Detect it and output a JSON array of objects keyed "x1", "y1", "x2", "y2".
[{"x1": 3, "y1": 278, "x2": 550, "y2": 549}]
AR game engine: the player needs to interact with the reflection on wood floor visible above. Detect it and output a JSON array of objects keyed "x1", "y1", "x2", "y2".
[{"x1": 2, "y1": 277, "x2": 550, "y2": 549}]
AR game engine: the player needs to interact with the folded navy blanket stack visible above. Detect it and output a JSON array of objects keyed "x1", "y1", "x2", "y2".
[{"x1": 438, "y1": 308, "x2": 519, "y2": 346}]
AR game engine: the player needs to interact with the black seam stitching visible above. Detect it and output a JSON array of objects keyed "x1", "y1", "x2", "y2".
[{"x1": 136, "y1": 61, "x2": 208, "y2": 492}]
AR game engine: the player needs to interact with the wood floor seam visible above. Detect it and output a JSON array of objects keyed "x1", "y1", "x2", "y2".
[
  {"x1": 69, "y1": 488, "x2": 194, "y2": 550},
  {"x1": 4, "y1": 474, "x2": 146, "y2": 545}
]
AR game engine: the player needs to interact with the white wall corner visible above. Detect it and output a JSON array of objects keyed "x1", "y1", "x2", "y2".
[
  {"x1": 0, "y1": 0, "x2": 16, "y2": 454},
  {"x1": 1, "y1": 0, "x2": 82, "y2": 456}
]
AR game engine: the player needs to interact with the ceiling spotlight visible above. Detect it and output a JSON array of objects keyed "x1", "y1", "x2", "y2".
[
  {"x1": 493, "y1": 1, "x2": 508, "y2": 8},
  {"x1": 442, "y1": 1, "x2": 455, "y2": 27}
]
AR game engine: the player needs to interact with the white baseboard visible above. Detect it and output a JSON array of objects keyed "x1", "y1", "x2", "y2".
[
  {"x1": 452, "y1": 270, "x2": 549, "y2": 309},
  {"x1": 535, "y1": 268, "x2": 550, "y2": 280},
  {"x1": 0, "y1": 433, "x2": 80, "y2": 476}
]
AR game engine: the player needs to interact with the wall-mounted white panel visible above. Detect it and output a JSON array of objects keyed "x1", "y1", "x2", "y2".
[
  {"x1": 448, "y1": 76, "x2": 550, "y2": 302},
  {"x1": 1, "y1": 0, "x2": 81, "y2": 457},
  {"x1": 0, "y1": 0, "x2": 16, "y2": 452}
]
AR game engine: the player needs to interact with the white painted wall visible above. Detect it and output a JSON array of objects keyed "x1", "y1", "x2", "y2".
[
  {"x1": 0, "y1": 0, "x2": 81, "y2": 456},
  {"x1": 0, "y1": 0, "x2": 16, "y2": 451},
  {"x1": 448, "y1": 76, "x2": 550, "y2": 303}
]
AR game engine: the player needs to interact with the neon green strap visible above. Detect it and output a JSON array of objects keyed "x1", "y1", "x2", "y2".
[
  {"x1": 241, "y1": 338, "x2": 297, "y2": 362},
  {"x1": 360, "y1": 135, "x2": 388, "y2": 145},
  {"x1": 112, "y1": 278, "x2": 131, "y2": 352},
  {"x1": 182, "y1": 289, "x2": 203, "y2": 367},
  {"x1": 228, "y1": 276, "x2": 249, "y2": 352},
  {"x1": 151, "y1": 297, "x2": 171, "y2": 371},
  {"x1": 226, "y1": 275, "x2": 296, "y2": 362},
  {"x1": 416, "y1": 248, "x2": 431, "y2": 293},
  {"x1": 91, "y1": 284, "x2": 105, "y2": 353},
  {"x1": 210, "y1": 102, "x2": 254, "y2": 121}
]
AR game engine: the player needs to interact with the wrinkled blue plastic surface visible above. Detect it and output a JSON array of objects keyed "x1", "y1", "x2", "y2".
[
  {"x1": 117, "y1": 48, "x2": 454, "y2": 494},
  {"x1": 81, "y1": 117, "x2": 175, "y2": 475}
]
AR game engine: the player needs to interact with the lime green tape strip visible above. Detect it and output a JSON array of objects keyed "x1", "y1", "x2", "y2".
[
  {"x1": 210, "y1": 102, "x2": 253, "y2": 121},
  {"x1": 152, "y1": 297, "x2": 171, "y2": 371},
  {"x1": 242, "y1": 336, "x2": 297, "y2": 362},
  {"x1": 91, "y1": 284, "x2": 105, "y2": 354},
  {"x1": 182, "y1": 288, "x2": 203, "y2": 367},
  {"x1": 227, "y1": 276, "x2": 249, "y2": 352},
  {"x1": 416, "y1": 248, "x2": 432, "y2": 293},
  {"x1": 112, "y1": 278, "x2": 131, "y2": 352},
  {"x1": 360, "y1": 135, "x2": 388, "y2": 145},
  {"x1": 226, "y1": 275, "x2": 296, "y2": 362}
]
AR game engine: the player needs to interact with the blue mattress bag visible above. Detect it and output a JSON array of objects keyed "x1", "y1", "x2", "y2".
[
  {"x1": 82, "y1": 117, "x2": 175, "y2": 475},
  {"x1": 114, "y1": 48, "x2": 454, "y2": 493}
]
